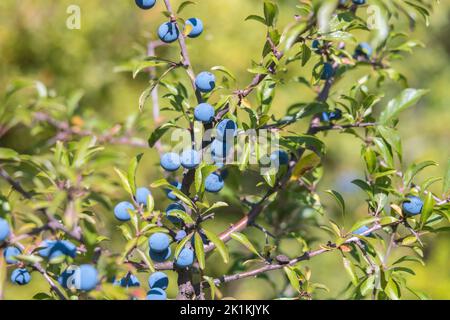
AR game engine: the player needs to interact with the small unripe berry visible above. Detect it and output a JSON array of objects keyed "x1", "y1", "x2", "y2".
[
  {"x1": 160, "y1": 152, "x2": 181, "y2": 172},
  {"x1": 195, "y1": 72, "x2": 216, "y2": 93},
  {"x1": 185, "y1": 18, "x2": 203, "y2": 38},
  {"x1": 114, "y1": 201, "x2": 135, "y2": 222},
  {"x1": 158, "y1": 22, "x2": 179, "y2": 43}
]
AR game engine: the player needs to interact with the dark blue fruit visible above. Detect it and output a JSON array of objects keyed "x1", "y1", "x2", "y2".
[
  {"x1": 402, "y1": 196, "x2": 424, "y2": 216},
  {"x1": 148, "y1": 271, "x2": 169, "y2": 290},
  {"x1": 205, "y1": 173, "x2": 224, "y2": 193},
  {"x1": 195, "y1": 72, "x2": 216, "y2": 93}
]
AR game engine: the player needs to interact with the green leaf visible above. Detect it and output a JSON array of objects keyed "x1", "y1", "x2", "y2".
[
  {"x1": 378, "y1": 126, "x2": 402, "y2": 159},
  {"x1": 239, "y1": 143, "x2": 250, "y2": 171},
  {"x1": 379, "y1": 88, "x2": 428, "y2": 125},
  {"x1": 114, "y1": 167, "x2": 133, "y2": 197},
  {"x1": 284, "y1": 267, "x2": 300, "y2": 292},
  {"x1": 384, "y1": 278, "x2": 400, "y2": 300},
  {"x1": 291, "y1": 153, "x2": 321, "y2": 180},
  {"x1": 373, "y1": 137, "x2": 394, "y2": 168},
  {"x1": 230, "y1": 232, "x2": 262, "y2": 258},
  {"x1": 301, "y1": 43, "x2": 311, "y2": 67},
  {"x1": 264, "y1": 1, "x2": 279, "y2": 27},
  {"x1": 402, "y1": 236, "x2": 417, "y2": 246},
  {"x1": 403, "y1": 161, "x2": 437, "y2": 188},
  {"x1": 420, "y1": 192, "x2": 435, "y2": 228},
  {"x1": 152, "y1": 180, "x2": 195, "y2": 209},
  {"x1": 194, "y1": 232, "x2": 206, "y2": 270},
  {"x1": 132, "y1": 60, "x2": 168, "y2": 79},
  {"x1": 146, "y1": 194, "x2": 155, "y2": 215},
  {"x1": 148, "y1": 122, "x2": 177, "y2": 147},
  {"x1": 342, "y1": 257, "x2": 358, "y2": 285},
  {"x1": 406, "y1": 286, "x2": 430, "y2": 300},
  {"x1": 167, "y1": 209, "x2": 194, "y2": 225},
  {"x1": 203, "y1": 276, "x2": 217, "y2": 300},
  {"x1": 211, "y1": 66, "x2": 236, "y2": 81},
  {"x1": 202, "y1": 201, "x2": 228, "y2": 215},
  {"x1": 174, "y1": 233, "x2": 193, "y2": 259},
  {"x1": 262, "y1": 171, "x2": 276, "y2": 187},
  {"x1": 392, "y1": 255, "x2": 425, "y2": 266},
  {"x1": 177, "y1": 1, "x2": 196, "y2": 14},
  {"x1": 364, "y1": 148, "x2": 377, "y2": 173},
  {"x1": 202, "y1": 228, "x2": 229, "y2": 264},
  {"x1": 195, "y1": 164, "x2": 217, "y2": 194},
  {"x1": 127, "y1": 153, "x2": 143, "y2": 198},
  {"x1": 0, "y1": 148, "x2": 19, "y2": 160},
  {"x1": 136, "y1": 249, "x2": 155, "y2": 273},
  {"x1": 350, "y1": 217, "x2": 378, "y2": 233},
  {"x1": 360, "y1": 275, "x2": 375, "y2": 296},
  {"x1": 325, "y1": 190, "x2": 345, "y2": 216},
  {"x1": 379, "y1": 216, "x2": 399, "y2": 226},
  {"x1": 245, "y1": 15, "x2": 266, "y2": 25}
]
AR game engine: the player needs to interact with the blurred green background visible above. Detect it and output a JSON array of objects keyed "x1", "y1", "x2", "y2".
[{"x1": 0, "y1": 0, "x2": 448, "y2": 299}]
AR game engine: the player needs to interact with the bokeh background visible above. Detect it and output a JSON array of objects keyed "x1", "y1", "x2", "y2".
[{"x1": 0, "y1": 0, "x2": 448, "y2": 299}]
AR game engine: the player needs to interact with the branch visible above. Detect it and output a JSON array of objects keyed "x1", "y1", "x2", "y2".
[
  {"x1": 233, "y1": 16, "x2": 316, "y2": 101},
  {"x1": 162, "y1": 0, "x2": 201, "y2": 104},
  {"x1": 11, "y1": 238, "x2": 67, "y2": 300},
  {"x1": 0, "y1": 168, "x2": 84, "y2": 243},
  {"x1": 204, "y1": 57, "x2": 339, "y2": 254},
  {"x1": 211, "y1": 221, "x2": 394, "y2": 287},
  {"x1": 34, "y1": 112, "x2": 147, "y2": 148},
  {"x1": 33, "y1": 262, "x2": 67, "y2": 300},
  {"x1": 161, "y1": 0, "x2": 200, "y2": 299}
]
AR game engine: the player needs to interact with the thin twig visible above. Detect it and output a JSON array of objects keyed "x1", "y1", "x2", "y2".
[{"x1": 210, "y1": 222, "x2": 392, "y2": 287}]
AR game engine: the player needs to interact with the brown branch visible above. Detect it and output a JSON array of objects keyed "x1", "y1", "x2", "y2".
[
  {"x1": 0, "y1": 168, "x2": 84, "y2": 243},
  {"x1": 33, "y1": 262, "x2": 67, "y2": 300},
  {"x1": 34, "y1": 112, "x2": 147, "y2": 148},
  {"x1": 211, "y1": 222, "x2": 393, "y2": 287},
  {"x1": 161, "y1": 0, "x2": 201, "y2": 299},
  {"x1": 11, "y1": 238, "x2": 67, "y2": 300},
  {"x1": 204, "y1": 57, "x2": 338, "y2": 254}
]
